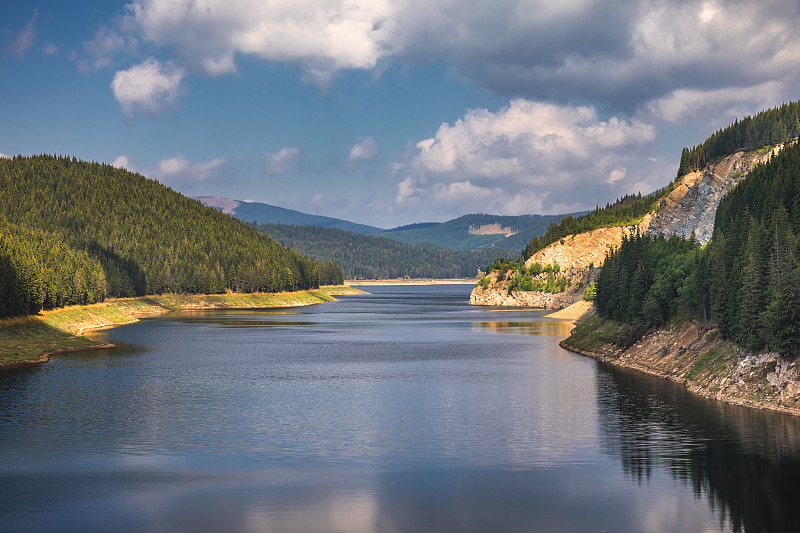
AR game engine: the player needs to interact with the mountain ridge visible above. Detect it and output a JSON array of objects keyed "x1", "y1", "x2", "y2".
[{"x1": 196, "y1": 196, "x2": 576, "y2": 251}]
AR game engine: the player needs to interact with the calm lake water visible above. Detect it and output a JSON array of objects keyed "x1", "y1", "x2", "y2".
[{"x1": 2, "y1": 285, "x2": 800, "y2": 532}]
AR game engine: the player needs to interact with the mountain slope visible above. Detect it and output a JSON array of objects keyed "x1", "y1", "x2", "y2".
[
  {"x1": 195, "y1": 196, "x2": 384, "y2": 234},
  {"x1": 476, "y1": 101, "x2": 800, "y2": 309},
  {"x1": 0, "y1": 156, "x2": 342, "y2": 317},
  {"x1": 382, "y1": 213, "x2": 575, "y2": 250},
  {"x1": 198, "y1": 196, "x2": 572, "y2": 251},
  {"x1": 257, "y1": 223, "x2": 506, "y2": 279}
]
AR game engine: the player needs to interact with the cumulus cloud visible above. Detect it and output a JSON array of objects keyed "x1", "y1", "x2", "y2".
[
  {"x1": 95, "y1": 0, "x2": 800, "y2": 125},
  {"x1": 265, "y1": 147, "x2": 301, "y2": 175},
  {"x1": 4, "y1": 9, "x2": 38, "y2": 59},
  {"x1": 111, "y1": 58, "x2": 185, "y2": 118},
  {"x1": 124, "y1": 0, "x2": 393, "y2": 82},
  {"x1": 156, "y1": 155, "x2": 225, "y2": 181},
  {"x1": 390, "y1": 0, "x2": 800, "y2": 116},
  {"x1": 111, "y1": 155, "x2": 131, "y2": 169},
  {"x1": 647, "y1": 82, "x2": 784, "y2": 124},
  {"x1": 348, "y1": 137, "x2": 379, "y2": 163},
  {"x1": 397, "y1": 99, "x2": 663, "y2": 215}
]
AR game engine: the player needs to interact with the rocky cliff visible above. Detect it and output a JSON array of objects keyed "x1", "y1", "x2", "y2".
[
  {"x1": 640, "y1": 146, "x2": 783, "y2": 243},
  {"x1": 470, "y1": 285, "x2": 584, "y2": 308}
]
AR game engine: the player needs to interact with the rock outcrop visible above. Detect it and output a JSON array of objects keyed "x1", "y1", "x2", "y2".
[
  {"x1": 525, "y1": 225, "x2": 638, "y2": 270},
  {"x1": 562, "y1": 318, "x2": 800, "y2": 416},
  {"x1": 470, "y1": 286, "x2": 584, "y2": 308},
  {"x1": 640, "y1": 146, "x2": 783, "y2": 243},
  {"x1": 470, "y1": 145, "x2": 786, "y2": 309}
]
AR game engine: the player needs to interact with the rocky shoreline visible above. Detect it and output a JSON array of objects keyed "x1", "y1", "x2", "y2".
[
  {"x1": 560, "y1": 315, "x2": 800, "y2": 417},
  {"x1": 469, "y1": 285, "x2": 584, "y2": 308}
]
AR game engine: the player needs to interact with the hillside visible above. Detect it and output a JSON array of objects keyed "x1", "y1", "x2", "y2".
[
  {"x1": 475, "y1": 101, "x2": 800, "y2": 310},
  {"x1": 383, "y1": 213, "x2": 574, "y2": 250},
  {"x1": 195, "y1": 196, "x2": 384, "y2": 234},
  {"x1": 257, "y1": 223, "x2": 505, "y2": 279},
  {"x1": 0, "y1": 156, "x2": 343, "y2": 318}
]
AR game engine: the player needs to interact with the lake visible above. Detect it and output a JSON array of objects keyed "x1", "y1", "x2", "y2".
[{"x1": 2, "y1": 285, "x2": 800, "y2": 532}]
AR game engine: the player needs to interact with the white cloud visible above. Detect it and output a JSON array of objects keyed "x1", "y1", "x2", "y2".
[
  {"x1": 647, "y1": 82, "x2": 784, "y2": 124},
  {"x1": 159, "y1": 155, "x2": 191, "y2": 176},
  {"x1": 125, "y1": 0, "x2": 393, "y2": 83},
  {"x1": 265, "y1": 147, "x2": 300, "y2": 175},
  {"x1": 42, "y1": 44, "x2": 58, "y2": 55},
  {"x1": 606, "y1": 168, "x2": 626, "y2": 184},
  {"x1": 111, "y1": 58, "x2": 185, "y2": 118},
  {"x1": 92, "y1": 0, "x2": 800, "y2": 128},
  {"x1": 348, "y1": 137, "x2": 379, "y2": 163},
  {"x1": 79, "y1": 27, "x2": 130, "y2": 72},
  {"x1": 111, "y1": 155, "x2": 131, "y2": 169},
  {"x1": 397, "y1": 99, "x2": 662, "y2": 215},
  {"x1": 0, "y1": 153, "x2": 9, "y2": 159},
  {"x1": 155, "y1": 155, "x2": 226, "y2": 182},
  {"x1": 387, "y1": 0, "x2": 800, "y2": 120},
  {"x1": 4, "y1": 9, "x2": 38, "y2": 59}
]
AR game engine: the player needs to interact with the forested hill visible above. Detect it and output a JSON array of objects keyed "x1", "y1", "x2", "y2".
[
  {"x1": 676, "y1": 101, "x2": 800, "y2": 179},
  {"x1": 0, "y1": 155, "x2": 343, "y2": 318},
  {"x1": 523, "y1": 188, "x2": 673, "y2": 259},
  {"x1": 195, "y1": 196, "x2": 384, "y2": 235},
  {"x1": 595, "y1": 139, "x2": 800, "y2": 356},
  {"x1": 257, "y1": 223, "x2": 507, "y2": 280}
]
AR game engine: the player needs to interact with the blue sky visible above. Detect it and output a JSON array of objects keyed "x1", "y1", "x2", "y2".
[{"x1": 2, "y1": 1, "x2": 799, "y2": 228}]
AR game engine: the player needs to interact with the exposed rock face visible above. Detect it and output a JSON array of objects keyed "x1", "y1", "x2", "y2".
[
  {"x1": 471, "y1": 145, "x2": 784, "y2": 309},
  {"x1": 525, "y1": 226, "x2": 638, "y2": 270},
  {"x1": 470, "y1": 267, "x2": 596, "y2": 309},
  {"x1": 194, "y1": 195, "x2": 240, "y2": 215},
  {"x1": 470, "y1": 286, "x2": 584, "y2": 308},
  {"x1": 562, "y1": 320, "x2": 800, "y2": 416},
  {"x1": 468, "y1": 223, "x2": 517, "y2": 237},
  {"x1": 641, "y1": 147, "x2": 782, "y2": 244}
]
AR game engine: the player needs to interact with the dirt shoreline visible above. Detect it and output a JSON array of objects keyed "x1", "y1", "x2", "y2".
[{"x1": 559, "y1": 317, "x2": 800, "y2": 417}]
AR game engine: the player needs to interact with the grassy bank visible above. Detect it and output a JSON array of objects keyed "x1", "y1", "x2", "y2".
[{"x1": 0, "y1": 286, "x2": 365, "y2": 367}]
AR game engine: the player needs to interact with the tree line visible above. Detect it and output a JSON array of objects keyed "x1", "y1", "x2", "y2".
[
  {"x1": 523, "y1": 187, "x2": 673, "y2": 259},
  {"x1": 0, "y1": 155, "x2": 343, "y2": 318},
  {"x1": 676, "y1": 101, "x2": 800, "y2": 178},
  {"x1": 595, "y1": 139, "x2": 800, "y2": 357},
  {"x1": 257, "y1": 222, "x2": 505, "y2": 279}
]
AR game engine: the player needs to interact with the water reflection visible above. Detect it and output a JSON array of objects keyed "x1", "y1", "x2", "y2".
[
  {"x1": 3, "y1": 285, "x2": 800, "y2": 532},
  {"x1": 597, "y1": 363, "x2": 800, "y2": 533},
  {"x1": 473, "y1": 320, "x2": 573, "y2": 337}
]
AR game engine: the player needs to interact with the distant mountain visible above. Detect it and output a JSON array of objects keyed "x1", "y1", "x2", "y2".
[
  {"x1": 194, "y1": 196, "x2": 384, "y2": 235},
  {"x1": 382, "y1": 213, "x2": 579, "y2": 251},
  {"x1": 258, "y1": 223, "x2": 507, "y2": 280},
  {"x1": 196, "y1": 196, "x2": 579, "y2": 252}
]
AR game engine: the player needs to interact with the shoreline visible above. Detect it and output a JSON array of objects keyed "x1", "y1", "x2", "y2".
[
  {"x1": 346, "y1": 278, "x2": 477, "y2": 286},
  {"x1": 0, "y1": 286, "x2": 366, "y2": 368},
  {"x1": 558, "y1": 314, "x2": 800, "y2": 417}
]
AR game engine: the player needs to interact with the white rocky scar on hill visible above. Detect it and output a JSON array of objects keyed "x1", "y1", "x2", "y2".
[{"x1": 470, "y1": 145, "x2": 784, "y2": 309}]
